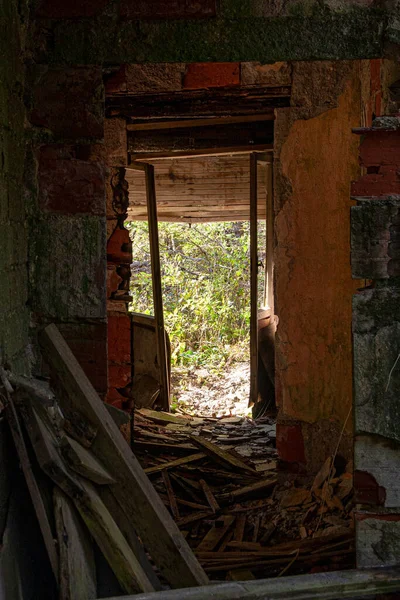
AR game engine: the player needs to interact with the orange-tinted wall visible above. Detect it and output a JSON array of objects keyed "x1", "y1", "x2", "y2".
[{"x1": 274, "y1": 62, "x2": 371, "y2": 471}]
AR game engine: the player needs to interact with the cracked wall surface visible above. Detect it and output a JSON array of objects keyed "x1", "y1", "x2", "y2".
[{"x1": 274, "y1": 61, "x2": 368, "y2": 471}]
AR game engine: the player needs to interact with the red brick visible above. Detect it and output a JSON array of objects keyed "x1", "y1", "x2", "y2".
[
  {"x1": 107, "y1": 226, "x2": 132, "y2": 264},
  {"x1": 351, "y1": 167, "x2": 400, "y2": 196},
  {"x1": 358, "y1": 131, "x2": 400, "y2": 167},
  {"x1": 276, "y1": 423, "x2": 306, "y2": 464},
  {"x1": 107, "y1": 265, "x2": 123, "y2": 299},
  {"x1": 108, "y1": 364, "x2": 131, "y2": 389},
  {"x1": 56, "y1": 322, "x2": 108, "y2": 395},
  {"x1": 183, "y1": 63, "x2": 240, "y2": 90},
  {"x1": 108, "y1": 314, "x2": 131, "y2": 363},
  {"x1": 105, "y1": 66, "x2": 127, "y2": 94},
  {"x1": 30, "y1": 67, "x2": 104, "y2": 139},
  {"x1": 39, "y1": 145, "x2": 105, "y2": 216},
  {"x1": 120, "y1": 0, "x2": 216, "y2": 19},
  {"x1": 35, "y1": 0, "x2": 109, "y2": 18}
]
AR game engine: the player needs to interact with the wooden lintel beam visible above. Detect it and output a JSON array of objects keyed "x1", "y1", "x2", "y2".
[
  {"x1": 127, "y1": 114, "x2": 275, "y2": 131},
  {"x1": 129, "y1": 144, "x2": 273, "y2": 161}
]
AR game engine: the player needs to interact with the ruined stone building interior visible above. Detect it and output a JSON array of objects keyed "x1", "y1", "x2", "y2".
[{"x1": 1, "y1": 1, "x2": 400, "y2": 598}]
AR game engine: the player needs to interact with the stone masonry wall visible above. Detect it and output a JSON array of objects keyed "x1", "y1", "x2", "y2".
[
  {"x1": 351, "y1": 114, "x2": 400, "y2": 568},
  {"x1": 26, "y1": 66, "x2": 108, "y2": 396}
]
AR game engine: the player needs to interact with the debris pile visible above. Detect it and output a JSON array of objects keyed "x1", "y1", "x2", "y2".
[
  {"x1": 132, "y1": 408, "x2": 355, "y2": 580},
  {"x1": 0, "y1": 324, "x2": 355, "y2": 599}
]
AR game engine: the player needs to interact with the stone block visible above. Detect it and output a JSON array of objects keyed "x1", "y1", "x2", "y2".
[
  {"x1": 108, "y1": 314, "x2": 131, "y2": 363},
  {"x1": 355, "y1": 434, "x2": 400, "y2": 508},
  {"x1": 351, "y1": 197, "x2": 400, "y2": 279},
  {"x1": 240, "y1": 62, "x2": 292, "y2": 87},
  {"x1": 35, "y1": 0, "x2": 110, "y2": 18},
  {"x1": 356, "y1": 512, "x2": 400, "y2": 568},
  {"x1": 183, "y1": 63, "x2": 240, "y2": 90},
  {"x1": 104, "y1": 118, "x2": 127, "y2": 167},
  {"x1": 31, "y1": 214, "x2": 106, "y2": 320},
  {"x1": 353, "y1": 287, "x2": 400, "y2": 441},
  {"x1": 56, "y1": 322, "x2": 108, "y2": 395},
  {"x1": 276, "y1": 422, "x2": 306, "y2": 464},
  {"x1": 125, "y1": 64, "x2": 185, "y2": 93},
  {"x1": 38, "y1": 145, "x2": 105, "y2": 216},
  {"x1": 107, "y1": 226, "x2": 132, "y2": 264},
  {"x1": 120, "y1": 0, "x2": 216, "y2": 19},
  {"x1": 30, "y1": 67, "x2": 104, "y2": 140}
]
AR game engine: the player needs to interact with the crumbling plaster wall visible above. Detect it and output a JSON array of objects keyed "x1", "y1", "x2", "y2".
[{"x1": 274, "y1": 60, "x2": 379, "y2": 471}]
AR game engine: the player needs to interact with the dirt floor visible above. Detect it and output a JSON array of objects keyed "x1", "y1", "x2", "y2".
[{"x1": 170, "y1": 361, "x2": 251, "y2": 418}]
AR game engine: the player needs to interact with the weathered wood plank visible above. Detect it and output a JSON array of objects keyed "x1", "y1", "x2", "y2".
[
  {"x1": 54, "y1": 487, "x2": 97, "y2": 600},
  {"x1": 106, "y1": 87, "x2": 290, "y2": 120},
  {"x1": 191, "y1": 435, "x2": 256, "y2": 474},
  {"x1": 60, "y1": 435, "x2": 116, "y2": 485},
  {"x1": 144, "y1": 452, "x2": 206, "y2": 475},
  {"x1": 40, "y1": 324, "x2": 209, "y2": 589},
  {"x1": 3, "y1": 390, "x2": 59, "y2": 583},
  {"x1": 20, "y1": 399, "x2": 155, "y2": 594},
  {"x1": 196, "y1": 516, "x2": 235, "y2": 552},
  {"x1": 98, "y1": 486, "x2": 162, "y2": 591},
  {"x1": 128, "y1": 121, "x2": 273, "y2": 156},
  {"x1": 101, "y1": 567, "x2": 400, "y2": 600}
]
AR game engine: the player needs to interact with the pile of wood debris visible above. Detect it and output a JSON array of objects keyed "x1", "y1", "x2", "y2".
[
  {"x1": 0, "y1": 323, "x2": 355, "y2": 598},
  {"x1": 131, "y1": 408, "x2": 355, "y2": 581}
]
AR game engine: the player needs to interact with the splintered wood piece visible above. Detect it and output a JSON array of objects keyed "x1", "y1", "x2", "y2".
[
  {"x1": 191, "y1": 435, "x2": 256, "y2": 474},
  {"x1": 21, "y1": 402, "x2": 155, "y2": 594},
  {"x1": 162, "y1": 471, "x2": 180, "y2": 520},
  {"x1": 312, "y1": 457, "x2": 333, "y2": 491},
  {"x1": 40, "y1": 324, "x2": 208, "y2": 588},
  {"x1": 199, "y1": 479, "x2": 220, "y2": 513},
  {"x1": 218, "y1": 478, "x2": 277, "y2": 501},
  {"x1": 61, "y1": 435, "x2": 116, "y2": 485},
  {"x1": 4, "y1": 395, "x2": 59, "y2": 583},
  {"x1": 196, "y1": 516, "x2": 235, "y2": 552},
  {"x1": 234, "y1": 515, "x2": 246, "y2": 542},
  {"x1": 54, "y1": 487, "x2": 96, "y2": 600},
  {"x1": 176, "y1": 511, "x2": 214, "y2": 528},
  {"x1": 219, "y1": 531, "x2": 234, "y2": 552},
  {"x1": 99, "y1": 487, "x2": 162, "y2": 591},
  {"x1": 227, "y1": 541, "x2": 262, "y2": 551},
  {"x1": 170, "y1": 475, "x2": 204, "y2": 504},
  {"x1": 144, "y1": 452, "x2": 206, "y2": 475},
  {"x1": 252, "y1": 516, "x2": 261, "y2": 543},
  {"x1": 139, "y1": 408, "x2": 192, "y2": 426}
]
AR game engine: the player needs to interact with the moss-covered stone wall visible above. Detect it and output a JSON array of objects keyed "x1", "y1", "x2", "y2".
[{"x1": 29, "y1": 0, "x2": 400, "y2": 65}]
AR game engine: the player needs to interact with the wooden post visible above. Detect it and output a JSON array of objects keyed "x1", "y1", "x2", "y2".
[
  {"x1": 266, "y1": 162, "x2": 274, "y2": 313},
  {"x1": 127, "y1": 163, "x2": 170, "y2": 411},
  {"x1": 249, "y1": 153, "x2": 258, "y2": 407}
]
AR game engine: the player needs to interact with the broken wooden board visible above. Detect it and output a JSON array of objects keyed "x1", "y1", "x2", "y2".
[
  {"x1": 40, "y1": 324, "x2": 209, "y2": 589},
  {"x1": 19, "y1": 398, "x2": 155, "y2": 594},
  {"x1": 139, "y1": 408, "x2": 193, "y2": 426},
  {"x1": 144, "y1": 452, "x2": 206, "y2": 475},
  {"x1": 196, "y1": 516, "x2": 235, "y2": 552},
  {"x1": 4, "y1": 397, "x2": 59, "y2": 583},
  {"x1": 218, "y1": 478, "x2": 277, "y2": 502},
  {"x1": 191, "y1": 435, "x2": 256, "y2": 474},
  {"x1": 60, "y1": 435, "x2": 116, "y2": 485},
  {"x1": 54, "y1": 487, "x2": 97, "y2": 600}
]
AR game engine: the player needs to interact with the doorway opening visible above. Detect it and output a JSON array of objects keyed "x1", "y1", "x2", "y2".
[{"x1": 127, "y1": 219, "x2": 267, "y2": 417}]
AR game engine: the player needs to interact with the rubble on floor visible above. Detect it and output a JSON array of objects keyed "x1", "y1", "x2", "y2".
[
  {"x1": 0, "y1": 324, "x2": 355, "y2": 598},
  {"x1": 132, "y1": 408, "x2": 355, "y2": 580}
]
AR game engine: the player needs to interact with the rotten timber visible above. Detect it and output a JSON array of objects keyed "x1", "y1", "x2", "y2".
[{"x1": 106, "y1": 87, "x2": 290, "y2": 121}]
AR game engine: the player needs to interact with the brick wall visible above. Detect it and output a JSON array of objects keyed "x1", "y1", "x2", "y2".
[{"x1": 27, "y1": 66, "x2": 108, "y2": 396}]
